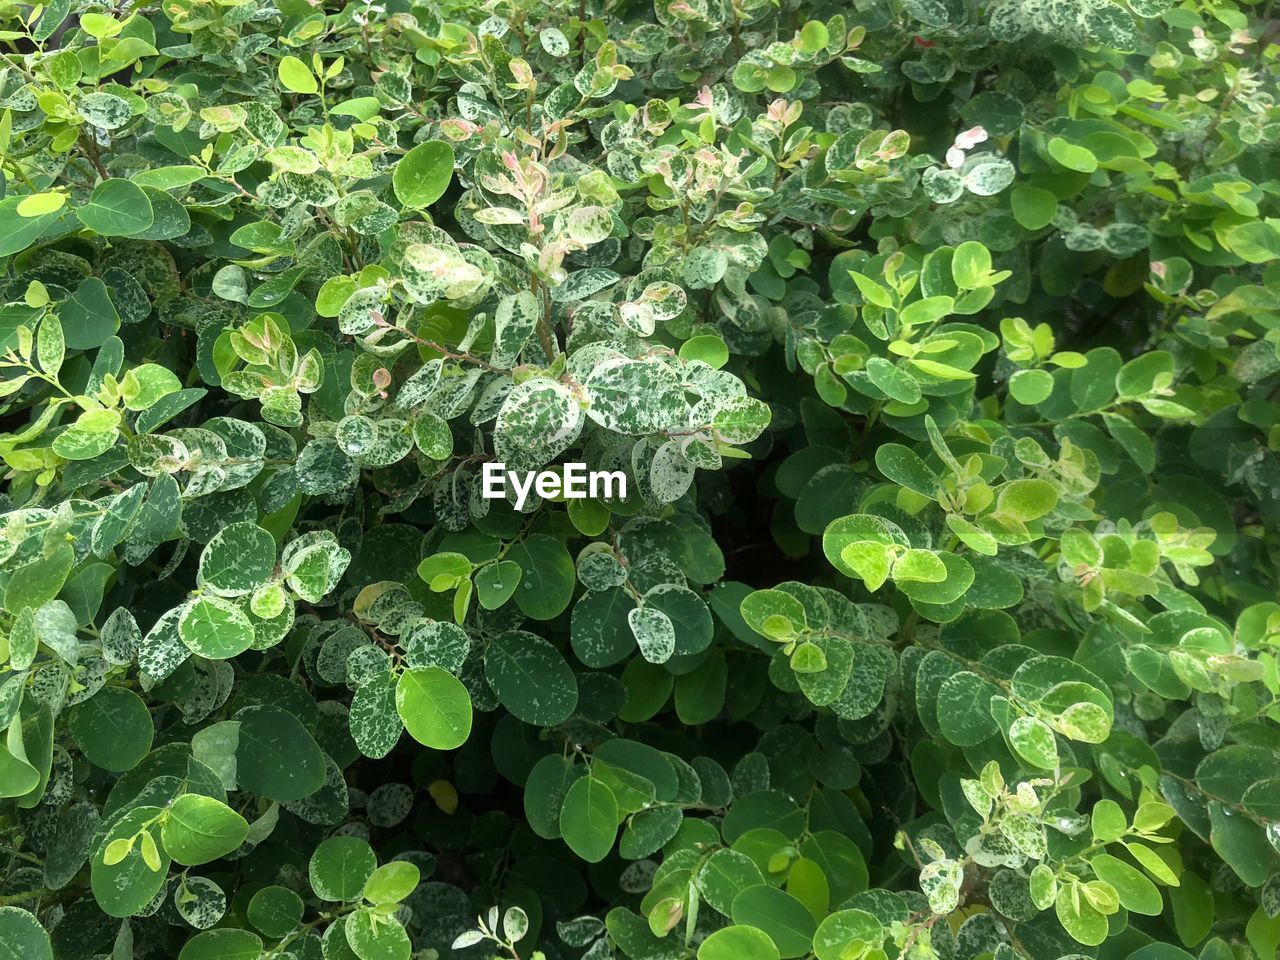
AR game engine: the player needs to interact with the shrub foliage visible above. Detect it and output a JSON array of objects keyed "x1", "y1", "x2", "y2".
[{"x1": 0, "y1": 1, "x2": 1279, "y2": 959}]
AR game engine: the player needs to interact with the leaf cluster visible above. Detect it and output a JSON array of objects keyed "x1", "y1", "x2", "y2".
[{"x1": 0, "y1": 2, "x2": 1278, "y2": 960}]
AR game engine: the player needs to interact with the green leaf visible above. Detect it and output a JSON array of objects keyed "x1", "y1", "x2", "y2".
[
  {"x1": 680, "y1": 334, "x2": 730, "y2": 368},
  {"x1": 875, "y1": 443, "x2": 939, "y2": 498},
  {"x1": 900, "y1": 295, "x2": 954, "y2": 327},
  {"x1": 91, "y1": 806, "x2": 170, "y2": 917},
  {"x1": 908, "y1": 357, "x2": 975, "y2": 380},
  {"x1": 132, "y1": 165, "x2": 207, "y2": 189},
  {"x1": 643, "y1": 584, "x2": 713, "y2": 658},
  {"x1": 248, "y1": 885, "x2": 303, "y2": 938},
  {"x1": 78, "y1": 179, "x2": 154, "y2": 236},
  {"x1": 310, "y1": 836, "x2": 377, "y2": 901},
  {"x1": 161, "y1": 794, "x2": 249, "y2": 865},
  {"x1": 524, "y1": 755, "x2": 584, "y2": 839},
  {"x1": 824, "y1": 515, "x2": 897, "y2": 586},
  {"x1": 1207, "y1": 801, "x2": 1273, "y2": 887},
  {"x1": 36, "y1": 314, "x2": 63, "y2": 377},
  {"x1": 52, "y1": 408, "x2": 120, "y2": 460},
  {"x1": 1224, "y1": 222, "x2": 1280, "y2": 263},
  {"x1": 1009, "y1": 368, "x2": 1054, "y2": 404},
  {"x1": 1102, "y1": 412, "x2": 1156, "y2": 472},
  {"x1": 937, "y1": 671, "x2": 1000, "y2": 746},
  {"x1": 363, "y1": 861, "x2": 420, "y2": 905},
  {"x1": 698, "y1": 848, "x2": 765, "y2": 915},
  {"x1": 0, "y1": 907, "x2": 52, "y2": 960},
  {"x1": 1056, "y1": 700, "x2": 1112, "y2": 743},
  {"x1": 234, "y1": 705, "x2": 326, "y2": 803},
  {"x1": 1117, "y1": 350, "x2": 1174, "y2": 399},
  {"x1": 393, "y1": 140, "x2": 456, "y2": 210},
  {"x1": 813, "y1": 909, "x2": 882, "y2": 960},
  {"x1": 475, "y1": 560, "x2": 522, "y2": 610},
  {"x1": 1009, "y1": 715, "x2": 1058, "y2": 770},
  {"x1": 1010, "y1": 185, "x2": 1058, "y2": 229},
  {"x1": 67, "y1": 686, "x2": 153, "y2": 772},
  {"x1": 619, "y1": 804, "x2": 683, "y2": 859},
  {"x1": 951, "y1": 241, "x2": 992, "y2": 287},
  {"x1": 1092, "y1": 853, "x2": 1162, "y2": 915},
  {"x1": 1029, "y1": 864, "x2": 1057, "y2": 909},
  {"x1": 507, "y1": 534, "x2": 575, "y2": 620},
  {"x1": 179, "y1": 596, "x2": 255, "y2": 659},
  {"x1": 416, "y1": 551, "x2": 472, "y2": 589},
  {"x1": 178, "y1": 930, "x2": 263, "y2": 960},
  {"x1": 848, "y1": 271, "x2": 892, "y2": 308},
  {"x1": 698, "y1": 926, "x2": 780, "y2": 960},
  {"x1": 61, "y1": 277, "x2": 120, "y2": 349},
  {"x1": 331, "y1": 97, "x2": 383, "y2": 120},
  {"x1": 484, "y1": 630, "x2": 578, "y2": 726},
  {"x1": 493, "y1": 378, "x2": 583, "y2": 472},
  {"x1": 1126, "y1": 947, "x2": 1198, "y2": 960},
  {"x1": 119, "y1": 363, "x2": 181, "y2": 411},
  {"x1": 1055, "y1": 883, "x2": 1108, "y2": 946},
  {"x1": 4, "y1": 544, "x2": 74, "y2": 614},
  {"x1": 79, "y1": 92, "x2": 133, "y2": 129},
  {"x1": 1048, "y1": 137, "x2": 1098, "y2": 173},
  {"x1": 731, "y1": 885, "x2": 817, "y2": 959},
  {"x1": 278, "y1": 55, "x2": 318, "y2": 94},
  {"x1": 740, "y1": 588, "x2": 807, "y2": 641},
  {"x1": 559, "y1": 775, "x2": 618, "y2": 863},
  {"x1": 962, "y1": 158, "x2": 1015, "y2": 195},
  {"x1": 995, "y1": 479, "x2": 1058, "y2": 521},
  {"x1": 1091, "y1": 799, "x2": 1127, "y2": 843},
  {"x1": 1167, "y1": 873, "x2": 1213, "y2": 947},
  {"x1": 0, "y1": 7, "x2": 1276, "y2": 957},
  {"x1": 0, "y1": 739, "x2": 39, "y2": 799},
  {"x1": 865, "y1": 358, "x2": 922, "y2": 404},
  {"x1": 0, "y1": 195, "x2": 64, "y2": 257},
  {"x1": 572, "y1": 586, "x2": 636, "y2": 665},
  {"x1": 893, "y1": 549, "x2": 947, "y2": 583},
  {"x1": 403, "y1": 621, "x2": 469, "y2": 674},
  {"x1": 345, "y1": 908, "x2": 411, "y2": 960},
  {"x1": 395, "y1": 666, "x2": 473, "y2": 750},
  {"x1": 895, "y1": 552, "x2": 974, "y2": 604}
]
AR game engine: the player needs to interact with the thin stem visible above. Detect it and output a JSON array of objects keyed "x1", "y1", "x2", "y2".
[{"x1": 530, "y1": 276, "x2": 556, "y2": 362}]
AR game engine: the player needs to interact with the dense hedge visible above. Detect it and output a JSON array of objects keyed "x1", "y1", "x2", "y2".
[{"x1": 1, "y1": 1, "x2": 1279, "y2": 959}]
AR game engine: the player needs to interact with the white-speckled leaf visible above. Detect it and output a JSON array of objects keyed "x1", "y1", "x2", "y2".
[
  {"x1": 628, "y1": 605, "x2": 675, "y2": 664},
  {"x1": 494, "y1": 378, "x2": 583, "y2": 472},
  {"x1": 349, "y1": 671, "x2": 403, "y2": 759}
]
